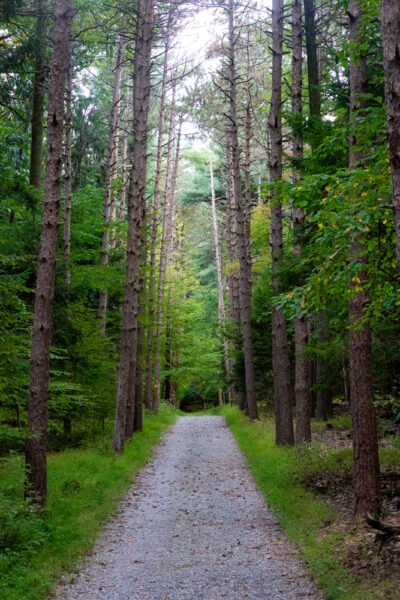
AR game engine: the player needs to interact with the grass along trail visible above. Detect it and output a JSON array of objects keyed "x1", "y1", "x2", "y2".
[
  {"x1": 54, "y1": 416, "x2": 323, "y2": 600},
  {"x1": 0, "y1": 405, "x2": 180, "y2": 600}
]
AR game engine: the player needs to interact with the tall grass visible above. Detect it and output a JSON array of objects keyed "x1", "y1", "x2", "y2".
[{"x1": 0, "y1": 403, "x2": 180, "y2": 600}]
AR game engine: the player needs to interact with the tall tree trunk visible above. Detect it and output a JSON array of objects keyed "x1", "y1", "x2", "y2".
[
  {"x1": 166, "y1": 184, "x2": 183, "y2": 409},
  {"x1": 98, "y1": 23, "x2": 124, "y2": 334},
  {"x1": 152, "y1": 96, "x2": 179, "y2": 412},
  {"x1": 225, "y1": 141, "x2": 241, "y2": 405},
  {"x1": 134, "y1": 241, "x2": 147, "y2": 433},
  {"x1": 144, "y1": 26, "x2": 171, "y2": 410},
  {"x1": 381, "y1": 0, "x2": 400, "y2": 272},
  {"x1": 210, "y1": 154, "x2": 231, "y2": 386},
  {"x1": 348, "y1": 0, "x2": 381, "y2": 517},
  {"x1": 64, "y1": 64, "x2": 72, "y2": 285},
  {"x1": 118, "y1": 81, "x2": 130, "y2": 224},
  {"x1": 315, "y1": 312, "x2": 332, "y2": 420},
  {"x1": 303, "y1": 0, "x2": 332, "y2": 420},
  {"x1": 292, "y1": 0, "x2": 311, "y2": 444},
  {"x1": 113, "y1": 0, "x2": 154, "y2": 454},
  {"x1": 303, "y1": 0, "x2": 321, "y2": 120},
  {"x1": 243, "y1": 35, "x2": 256, "y2": 418},
  {"x1": 29, "y1": 0, "x2": 47, "y2": 190},
  {"x1": 25, "y1": 0, "x2": 73, "y2": 506},
  {"x1": 227, "y1": 0, "x2": 258, "y2": 420},
  {"x1": 125, "y1": 212, "x2": 147, "y2": 438},
  {"x1": 270, "y1": 0, "x2": 294, "y2": 445}
]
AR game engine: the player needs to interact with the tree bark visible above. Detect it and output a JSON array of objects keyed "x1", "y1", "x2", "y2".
[
  {"x1": 303, "y1": 0, "x2": 321, "y2": 120},
  {"x1": 133, "y1": 242, "x2": 147, "y2": 434},
  {"x1": 315, "y1": 311, "x2": 333, "y2": 420},
  {"x1": 144, "y1": 25, "x2": 171, "y2": 411},
  {"x1": 152, "y1": 94, "x2": 179, "y2": 412},
  {"x1": 98, "y1": 22, "x2": 125, "y2": 334},
  {"x1": 225, "y1": 140, "x2": 241, "y2": 405},
  {"x1": 303, "y1": 0, "x2": 332, "y2": 421},
  {"x1": 64, "y1": 64, "x2": 72, "y2": 285},
  {"x1": 210, "y1": 153, "x2": 231, "y2": 386},
  {"x1": 29, "y1": 0, "x2": 47, "y2": 190},
  {"x1": 292, "y1": 0, "x2": 312, "y2": 444},
  {"x1": 270, "y1": 0, "x2": 294, "y2": 445},
  {"x1": 118, "y1": 81, "x2": 130, "y2": 224},
  {"x1": 243, "y1": 35, "x2": 256, "y2": 418},
  {"x1": 381, "y1": 0, "x2": 400, "y2": 273},
  {"x1": 348, "y1": 0, "x2": 381, "y2": 517},
  {"x1": 227, "y1": 0, "x2": 258, "y2": 420},
  {"x1": 113, "y1": 0, "x2": 154, "y2": 454},
  {"x1": 25, "y1": 0, "x2": 74, "y2": 506}
]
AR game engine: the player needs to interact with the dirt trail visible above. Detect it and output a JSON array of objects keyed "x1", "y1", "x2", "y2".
[{"x1": 55, "y1": 416, "x2": 324, "y2": 600}]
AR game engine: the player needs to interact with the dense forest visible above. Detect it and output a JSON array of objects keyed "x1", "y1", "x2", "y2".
[{"x1": 1, "y1": 0, "x2": 400, "y2": 596}]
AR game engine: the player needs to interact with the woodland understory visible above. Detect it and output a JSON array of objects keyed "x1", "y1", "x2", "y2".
[{"x1": 1, "y1": 0, "x2": 400, "y2": 597}]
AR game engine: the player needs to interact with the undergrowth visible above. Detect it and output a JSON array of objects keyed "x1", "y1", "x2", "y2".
[{"x1": 0, "y1": 402, "x2": 180, "y2": 600}]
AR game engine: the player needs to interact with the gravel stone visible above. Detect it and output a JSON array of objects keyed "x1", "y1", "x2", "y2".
[{"x1": 54, "y1": 415, "x2": 325, "y2": 600}]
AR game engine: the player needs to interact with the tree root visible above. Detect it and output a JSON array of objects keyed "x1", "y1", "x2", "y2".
[{"x1": 366, "y1": 514, "x2": 400, "y2": 550}]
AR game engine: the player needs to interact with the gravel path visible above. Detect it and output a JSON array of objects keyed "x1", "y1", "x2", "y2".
[{"x1": 55, "y1": 416, "x2": 324, "y2": 600}]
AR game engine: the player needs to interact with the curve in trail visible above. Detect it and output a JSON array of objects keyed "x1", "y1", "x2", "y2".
[{"x1": 55, "y1": 416, "x2": 324, "y2": 600}]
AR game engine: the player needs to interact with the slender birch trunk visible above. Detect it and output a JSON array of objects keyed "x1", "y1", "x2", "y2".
[
  {"x1": 270, "y1": 0, "x2": 294, "y2": 445},
  {"x1": 25, "y1": 0, "x2": 74, "y2": 506},
  {"x1": 64, "y1": 64, "x2": 72, "y2": 285},
  {"x1": 292, "y1": 0, "x2": 312, "y2": 444},
  {"x1": 144, "y1": 27, "x2": 171, "y2": 410},
  {"x1": 257, "y1": 159, "x2": 262, "y2": 205},
  {"x1": 348, "y1": 0, "x2": 381, "y2": 517},
  {"x1": 98, "y1": 22, "x2": 125, "y2": 333},
  {"x1": 113, "y1": 0, "x2": 154, "y2": 453},
  {"x1": 227, "y1": 0, "x2": 258, "y2": 420},
  {"x1": 381, "y1": 0, "x2": 400, "y2": 272}
]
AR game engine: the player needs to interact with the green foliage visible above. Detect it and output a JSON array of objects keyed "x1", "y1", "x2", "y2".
[
  {"x1": 0, "y1": 178, "x2": 124, "y2": 452},
  {"x1": 293, "y1": 443, "x2": 353, "y2": 489}
]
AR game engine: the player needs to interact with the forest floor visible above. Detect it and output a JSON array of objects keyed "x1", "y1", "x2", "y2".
[
  {"x1": 308, "y1": 422, "x2": 400, "y2": 592},
  {"x1": 53, "y1": 416, "x2": 324, "y2": 600}
]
